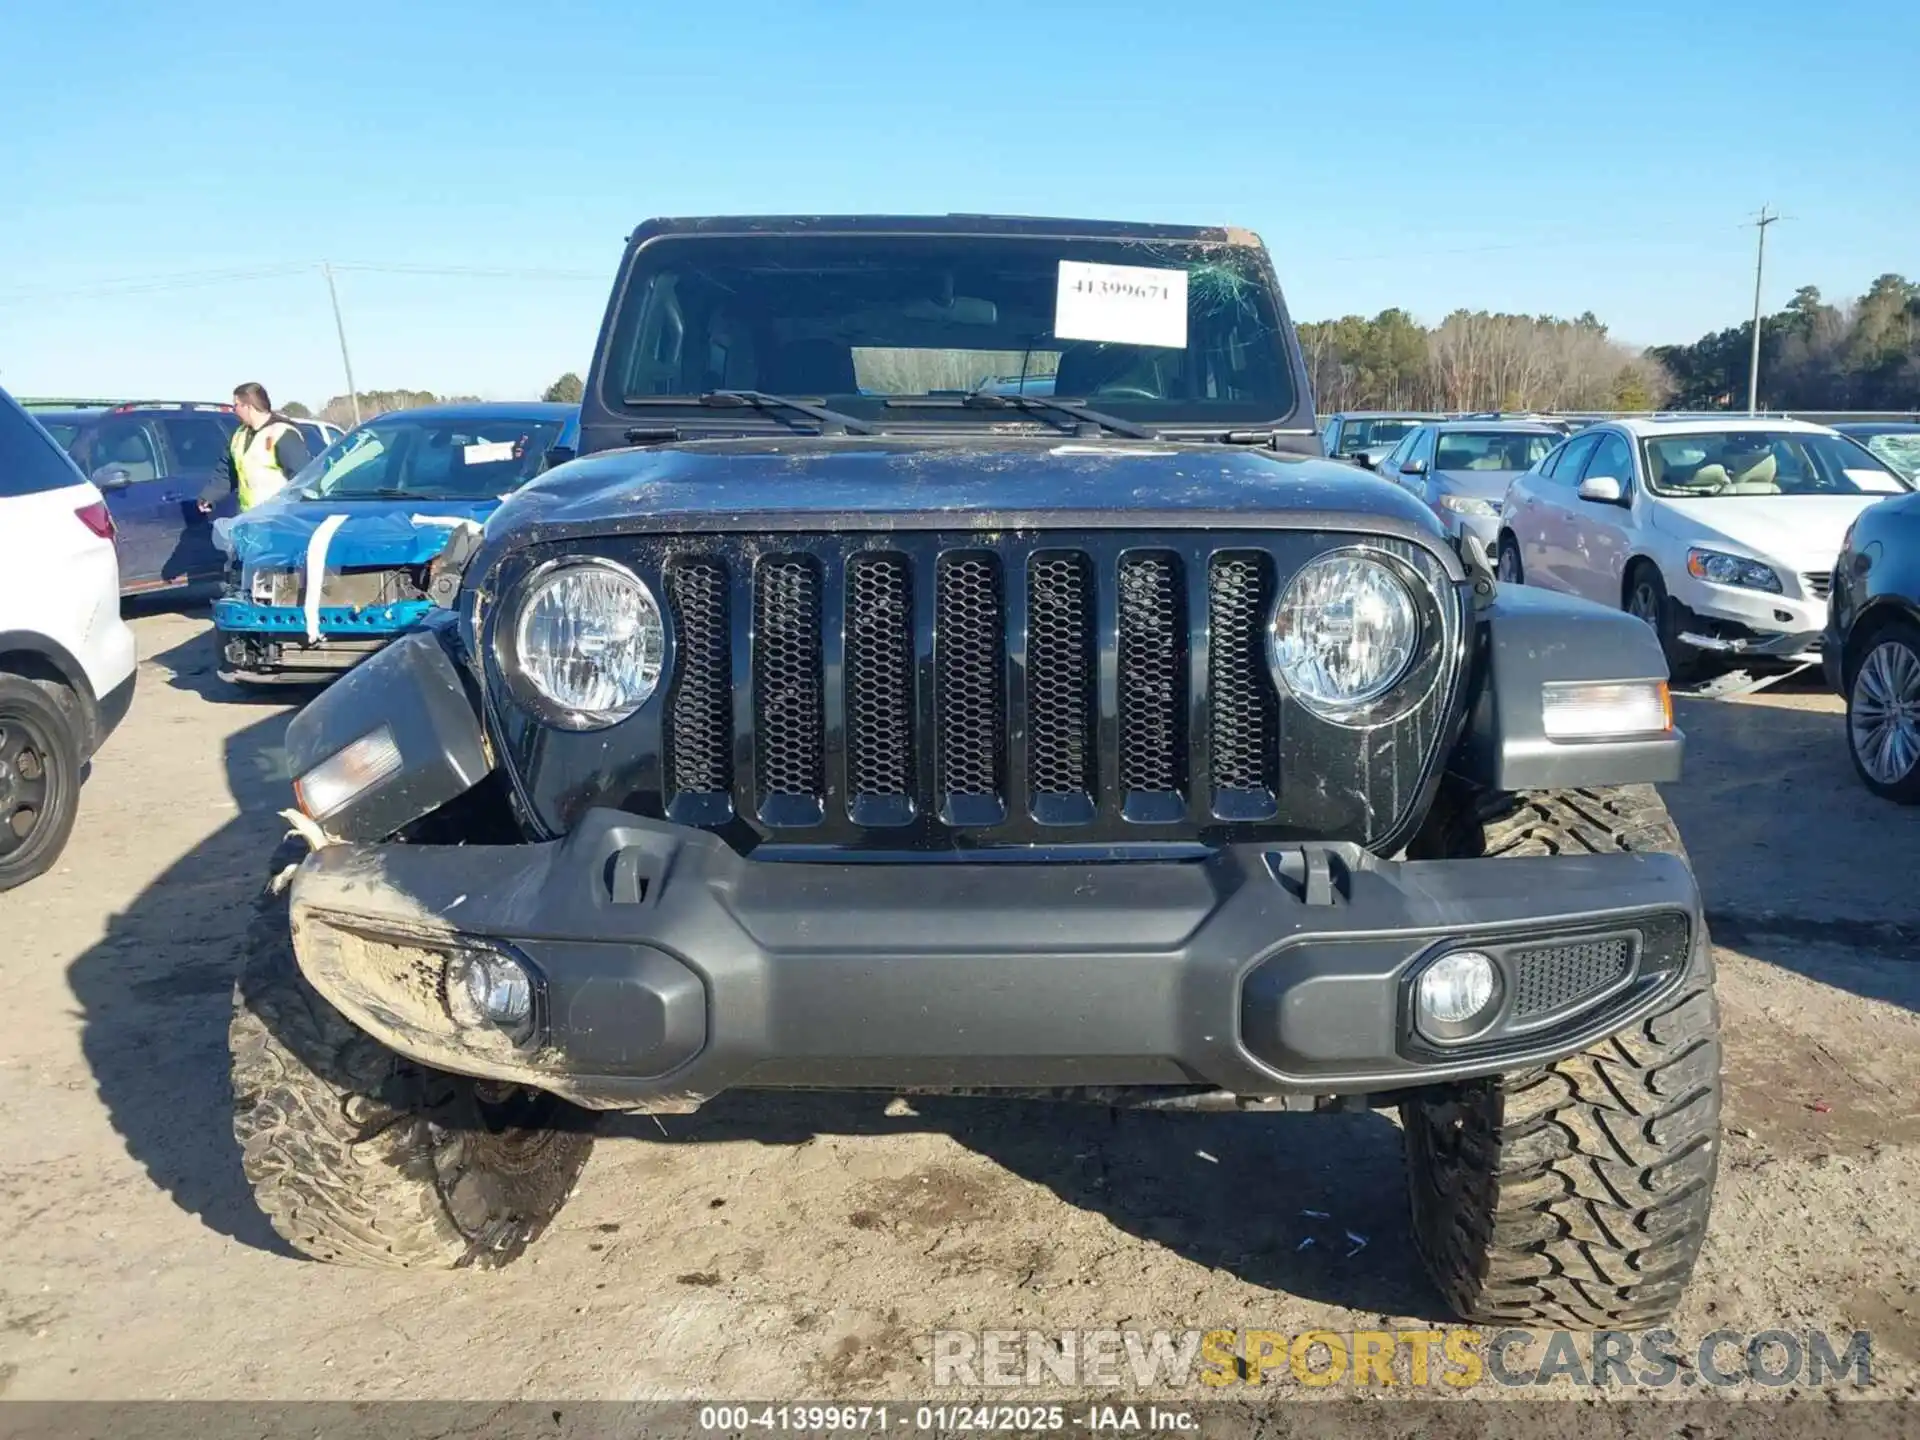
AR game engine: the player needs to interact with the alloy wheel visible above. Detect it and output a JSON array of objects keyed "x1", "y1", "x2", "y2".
[
  {"x1": 1851, "y1": 639, "x2": 1920, "y2": 786},
  {"x1": 1629, "y1": 581, "x2": 1661, "y2": 629},
  {"x1": 0, "y1": 713, "x2": 52, "y2": 861}
]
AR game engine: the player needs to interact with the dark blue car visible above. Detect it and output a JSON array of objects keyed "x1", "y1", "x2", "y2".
[{"x1": 27, "y1": 401, "x2": 342, "y2": 595}]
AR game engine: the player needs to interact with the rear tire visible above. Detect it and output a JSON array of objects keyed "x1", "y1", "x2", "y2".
[
  {"x1": 1402, "y1": 786, "x2": 1721, "y2": 1328},
  {"x1": 230, "y1": 857, "x2": 595, "y2": 1268},
  {"x1": 0, "y1": 673, "x2": 84, "y2": 893},
  {"x1": 1845, "y1": 619, "x2": 1920, "y2": 804}
]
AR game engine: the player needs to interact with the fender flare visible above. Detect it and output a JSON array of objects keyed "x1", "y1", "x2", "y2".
[
  {"x1": 1450, "y1": 582, "x2": 1684, "y2": 792},
  {"x1": 0, "y1": 629, "x2": 101, "y2": 747}
]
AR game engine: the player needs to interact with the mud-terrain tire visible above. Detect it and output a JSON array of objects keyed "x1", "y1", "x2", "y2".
[
  {"x1": 1402, "y1": 785, "x2": 1721, "y2": 1328},
  {"x1": 230, "y1": 852, "x2": 595, "y2": 1268}
]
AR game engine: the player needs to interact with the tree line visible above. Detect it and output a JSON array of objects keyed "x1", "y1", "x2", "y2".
[
  {"x1": 1301, "y1": 275, "x2": 1920, "y2": 416},
  {"x1": 286, "y1": 278, "x2": 1920, "y2": 427},
  {"x1": 1299, "y1": 309, "x2": 1672, "y2": 415},
  {"x1": 1652, "y1": 274, "x2": 1920, "y2": 411}
]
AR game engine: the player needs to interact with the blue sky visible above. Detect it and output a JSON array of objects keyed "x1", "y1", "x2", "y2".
[{"x1": 2, "y1": 0, "x2": 1914, "y2": 407}]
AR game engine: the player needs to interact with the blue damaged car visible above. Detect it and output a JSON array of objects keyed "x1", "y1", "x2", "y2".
[{"x1": 213, "y1": 402, "x2": 578, "y2": 684}]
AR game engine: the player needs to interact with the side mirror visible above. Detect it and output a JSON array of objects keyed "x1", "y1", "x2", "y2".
[
  {"x1": 92, "y1": 466, "x2": 132, "y2": 490},
  {"x1": 541, "y1": 445, "x2": 576, "y2": 471},
  {"x1": 1577, "y1": 474, "x2": 1626, "y2": 504},
  {"x1": 1401, "y1": 458, "x2": 1428, "y2": 476}
]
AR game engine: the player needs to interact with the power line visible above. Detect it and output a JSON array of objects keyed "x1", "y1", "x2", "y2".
[
  {"x1": 0, "y1": 263, "x2": 314, "y2": 304},
  {"x1": 0, "y1": 259, "x2": 604, "y2": 305},
  {"x1": 329, "y1": 261, "x2": 603, "y2": 280}
]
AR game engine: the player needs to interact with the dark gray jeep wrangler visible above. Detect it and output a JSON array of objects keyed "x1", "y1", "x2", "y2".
[{"x1": 231, "y1": 215, "x2": 1719, "y2": 1327}]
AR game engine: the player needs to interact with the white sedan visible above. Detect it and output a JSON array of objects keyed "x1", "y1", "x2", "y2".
[{"x1": 1494, "y1": 417, "x2": 1911, "y2": 676}]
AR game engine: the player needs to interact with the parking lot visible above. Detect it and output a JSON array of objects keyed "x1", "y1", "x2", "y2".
[{"x1": 0, "y1": 604, "x2": 1916, "y2": 1402}]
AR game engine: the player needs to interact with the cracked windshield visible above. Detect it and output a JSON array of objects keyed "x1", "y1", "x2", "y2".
[{"x1": 610, "y1": 235, "x2": 1294, "y2": 425}]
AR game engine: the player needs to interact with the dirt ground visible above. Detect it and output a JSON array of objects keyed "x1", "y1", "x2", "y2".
[{"x1": 1, "y1": 606, "x2": 1916, "y2": 1404}]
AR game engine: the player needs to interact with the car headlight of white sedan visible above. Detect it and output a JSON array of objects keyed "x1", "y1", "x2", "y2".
[
  {"x1": 1685, "y1": 547, "x2": 1783, "y2": 594},
  {"x1": 1436, "y1": 493, "x2": 1500, "y2": 517}
]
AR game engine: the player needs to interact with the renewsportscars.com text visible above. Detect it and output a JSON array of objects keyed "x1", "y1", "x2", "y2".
[{"x1": 929, "y1": 1327, "x2": 1875, "y2": 1390}]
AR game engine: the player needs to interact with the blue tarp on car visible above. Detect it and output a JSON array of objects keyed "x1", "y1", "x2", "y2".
[{"x1": 211, "y1": 402, "x2": 577, "y2": 675}]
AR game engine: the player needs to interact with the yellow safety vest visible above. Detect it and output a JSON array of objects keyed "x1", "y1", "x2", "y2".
[{"x1": 231, "y1": 419, "x2": 298, "y2": 510}]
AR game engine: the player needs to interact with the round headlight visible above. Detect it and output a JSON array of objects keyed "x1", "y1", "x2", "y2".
[
  {"x1": 1270, "y1": 552, "x2": 1420, "y2": 718},
  {"x1": 512, "y1": 559, "x2": 665, "y2": 727}
]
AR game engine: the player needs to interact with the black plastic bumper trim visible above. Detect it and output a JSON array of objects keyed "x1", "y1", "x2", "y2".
[{"x1": 288, "y1": 808, "x2": 1703, "y2": 1109}]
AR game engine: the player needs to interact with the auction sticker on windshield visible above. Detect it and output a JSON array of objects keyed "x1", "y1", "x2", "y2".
[
  {"x1": 1845, "y1": 467, "x2": 1906, "y2": 493},
  {"x1": 1055, "y1": 261, "x2": 1189, "y2": 349}
]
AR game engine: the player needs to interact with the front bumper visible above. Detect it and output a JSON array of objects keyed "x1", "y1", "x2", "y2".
[
  {"x1": 288, "y1": 809, "x2": 1704, "y2": 1111},
  {"x1": 212, "y1": 597, "x2": 435, "y2": 635},
  {"x1": 1441, "y1": 510, "x2": 1501, "y2": 554},
  {"x1": 216, "y1": 627, "x2": 395, "y2": 684},
  {"x1": 1669, "y1": 575, "x2": 1826, "y2": 664}
]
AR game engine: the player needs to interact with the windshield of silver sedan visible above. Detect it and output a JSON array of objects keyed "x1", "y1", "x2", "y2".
[
  {"x1": 1642, "y1": 431, "x2": 1910, "y2": 499},
  {"x1": 605, "y1": 233, "x2": 1295, "y2": 431}
]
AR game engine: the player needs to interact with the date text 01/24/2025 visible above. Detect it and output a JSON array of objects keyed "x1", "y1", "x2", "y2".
[{"x1": 696, "y1": 1404, "x2": 1198, "y2": 1432}]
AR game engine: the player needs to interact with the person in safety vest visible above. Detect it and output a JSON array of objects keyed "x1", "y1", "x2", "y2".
[{"x1": 197, "y1": 381, "x2": 311, "y2": 515}]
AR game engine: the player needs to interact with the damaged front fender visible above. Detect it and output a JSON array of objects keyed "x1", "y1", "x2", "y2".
[{"x1": 282, "y1": 621, "x2": 494, "y2": 843}]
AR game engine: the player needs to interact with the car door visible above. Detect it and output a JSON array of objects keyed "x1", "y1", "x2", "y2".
[
  {"x1": 76, "y1": 416, "x2": 171, "y2": 589},
  {"x1": 155, "y1": 413, "x2": 238, "y2": 585},
  {"x1": 1530, "y1": 430, "x2": 1600, "y2": 593},
  {"x1": 1564, "y1": 428, "x2": 1638, "y2": 606},
  {"x1": 1372, "y1": 430, "x2": 1413, "y2": 478},
  {"x1": 1395, "y1": 426, "x2": 1437, "y2": 501}
]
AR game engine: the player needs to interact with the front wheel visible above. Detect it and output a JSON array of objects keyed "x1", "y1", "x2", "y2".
[
  {"x1": 230, "y1": 859, "x2": 595, "y2": 1268},
  {"x1": 1624, "y1": 564, "x2": 1702, "y2": 683},
  {"x1": 1846, "y1": 620, "x2": 1920, "y2": 804},
  {"x1": 1402, "y1": 786, "x2": 1722, "y2": 1328},
  {"x1": 1495, "y1": 534, "x2": 1524, "y2": 585}
]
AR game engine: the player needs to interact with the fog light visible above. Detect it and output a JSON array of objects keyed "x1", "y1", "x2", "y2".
[
  {"x1": 1416, "y1": 950, "x2": 1498, "y2": 1038},
  {"x1": 1540, "y1": 680, "x2": 1671, "y2": 742},
  {"x1": 294, "y1": 726, "x2": 403, "y2": 819},
  {"x1": 445, "y1": 949, "x2": 535, "y2": 1044}
]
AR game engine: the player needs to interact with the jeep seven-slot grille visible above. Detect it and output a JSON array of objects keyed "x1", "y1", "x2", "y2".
[
  {"x1": 753, "y1": 558, "x2": 825, "y2": 813},
  {"x1": 1206, "y1": 554, "x2": 1279, "y2": 807},
  {"x1": 936, "y1": 553, "x2": 1006, "y2": 808},
  {"x1": 664, "y1": 560, "x2": 732, "y2": 796},
  {"x1": 645, "y1": 536, "x2": 1446, "y2": 838},
  {"x1": 845, "y1": 554, "x2": 915, "y2": 805},
  {"x1": 1026, "y1": 553, "x2": 1096, "y2": 801}
]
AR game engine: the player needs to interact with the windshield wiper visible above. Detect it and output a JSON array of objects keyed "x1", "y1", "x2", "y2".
[
  {"x1": 888, "y1": 390, "x2": 1158, "y2": 440},
  {"x1": 632, "y1": 390, "x2": 877, "y2": 435}
]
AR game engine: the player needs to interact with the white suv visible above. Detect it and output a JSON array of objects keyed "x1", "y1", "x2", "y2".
[
  {"x1": 0, "y1": 388, "x2": 139, "y2": 890},
  {"x1": 1495, "y1": 416, "x2": 1911, "y2": 677}
]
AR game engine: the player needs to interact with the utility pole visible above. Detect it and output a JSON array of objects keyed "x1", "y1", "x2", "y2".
[
  {"x1": 1746, "y1": 206, "x2": 1779, "y2": 416},
  {"x1": 321, "y1": 261, "x2": 362, "y2": 427}
]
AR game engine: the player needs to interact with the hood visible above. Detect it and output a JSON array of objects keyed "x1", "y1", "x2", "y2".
[
  {"x1": 1432, "y1": 468, "x2": 1524, "y2": 501},
  {"x1": 1651, "y1": 495, "x2": 1885, "y2": 575},
  {"x1": 485, "y1": 435, "x2": 1448, "y2": 543},
  {"x1": 229, "y1": 493, "x2": 502, "y2": 569}
]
